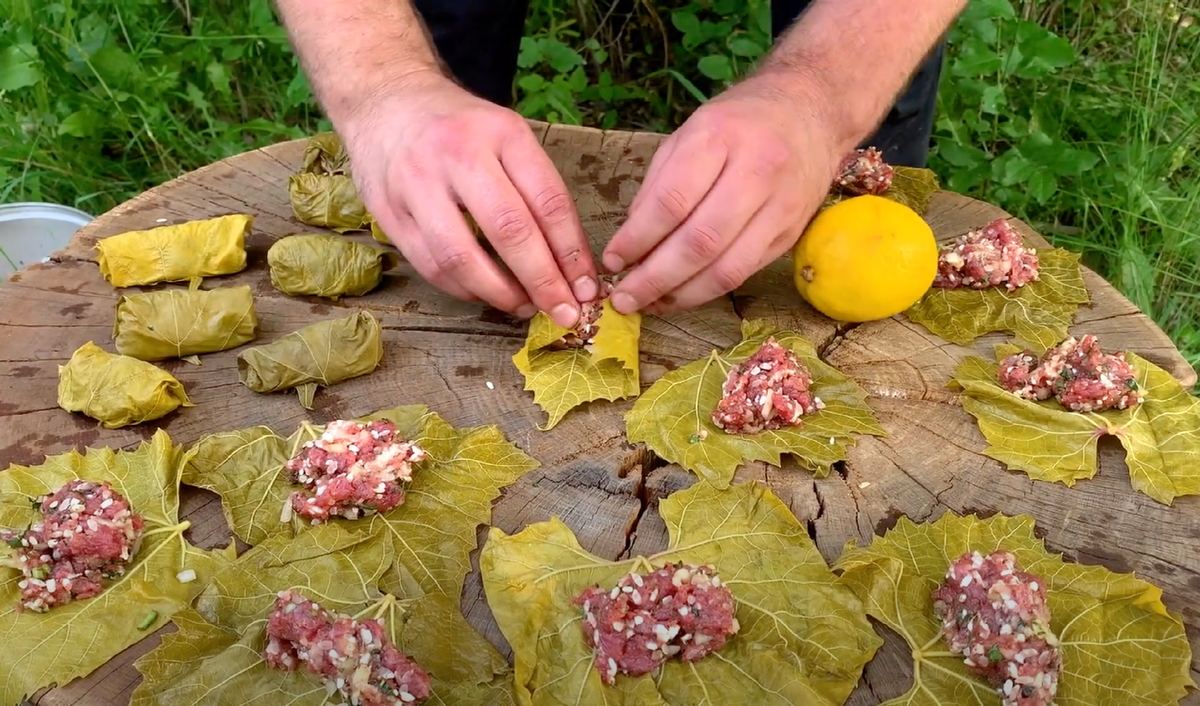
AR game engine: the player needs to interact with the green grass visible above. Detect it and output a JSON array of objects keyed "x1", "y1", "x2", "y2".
[{"x1": 1, "y1": 0, "x2": 1197, "y2": 374}]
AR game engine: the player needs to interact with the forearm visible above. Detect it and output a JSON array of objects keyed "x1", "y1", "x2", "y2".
[
  {"x1": 759, "y1": 0, "x2": 967, "y2": 153},
  {"x1": 274, "y1": 0, "x2": 444, "y2": 126}
]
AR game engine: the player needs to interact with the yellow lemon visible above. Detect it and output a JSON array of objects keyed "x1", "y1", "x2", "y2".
[{"x1": 793, "y1": 195, "x2": 938, "y2": 323}]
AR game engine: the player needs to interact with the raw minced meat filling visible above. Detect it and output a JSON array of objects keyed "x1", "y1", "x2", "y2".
[
  {"x1": 265, "y1": 590, "x2": 432, "y2": 705},
  {"x1": 711, "y1": 336, "x2": 824, "y2": 434},
  {"x1": 283, "y1": 419, "x2": 427, "y2": 523},
  {"x1": 998, "y1": 335, "x2": 1143, "y2": 413},
  {"x1": 574, "y1": 563, "x2": 740, "y2": 685},
  {"x1": 932, "y1": 551, "x2": 1061, "y2": 706},
  {"x1": 548, "y1": 277, "x2": 616, "y2": 350},
  {"x1": 833, "y1": 147, "x2": 894, "y2": 196},
  {"x1": 0, "y1": 479, "x2": 144, "y2": 612},
  {"x1": 932, "y1": 218, "x2": 1040, "y2": 293}
]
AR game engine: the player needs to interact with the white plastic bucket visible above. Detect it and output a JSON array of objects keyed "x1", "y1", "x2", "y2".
[{"x1": 0, "y1": 202, "x2": 94, "y2": 279}]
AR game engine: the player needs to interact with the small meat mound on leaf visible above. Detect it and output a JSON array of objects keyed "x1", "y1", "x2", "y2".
[
  {"x1": 575, "y1": 562, "x2": 740, "y2": 685},
  {"x1": 998, "y1": 335, "x2": 1143, "y2": 413},
  {"x1": 1, "y1": 480, "x2": 145, "y2": 612},
  {"x1": 712, "y1": 336, "x2": 824, "y2": 434},
  {"x1": 932, "y1": 550, "x2": 1061, "y2": 706},
  {"x1": 265, "y1": 589, "x2": 432, "y2": 706},
  {"x1": 282, "y1": 419, "x2": 427, "y2": 523},
  {"x1": 933, "y1": 218, "x2": 1040, "y2": 293},
  {"x1": 833, "y1": 147, "x2": 894, "y2": 195},
  {"x1": 546, "y1": 277, "x2": 616, "y2": 350}
]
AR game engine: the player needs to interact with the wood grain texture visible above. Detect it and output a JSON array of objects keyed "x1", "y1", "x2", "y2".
[{"x1": 1, "y1": 119, "x2": 1195, "y2": 705}]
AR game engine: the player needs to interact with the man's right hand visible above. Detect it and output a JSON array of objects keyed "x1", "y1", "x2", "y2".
[{"x1": 340, "y1": 72, "x2": 597, "y2": 327}]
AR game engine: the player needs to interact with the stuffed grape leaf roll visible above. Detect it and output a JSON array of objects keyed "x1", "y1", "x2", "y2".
[
  {"x1": 236, "y1": 310, "x2": 383, "y2": 409},
  {"x1": 95, "y1": 214, "x2": 251, "y2": 287},
  {"x1": 57, "y1": 341, "x2": 193, "y2": 428},
  {"x1": 267, "y1": 234, "x2": 399, "y2": 299},
  {"x1": 287, "y1": 134, "x2": 370, "y2": 232},
  {"x1": 112, "y1": 285, "x2": 259, "y2": 362}
]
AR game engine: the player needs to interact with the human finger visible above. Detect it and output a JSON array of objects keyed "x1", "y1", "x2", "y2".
[
  {"x1": 373, "y1": 203, "x2": 479, "y2": 302},
  {"x1": 608, "y1": 158, "x2": 773, "y2": 314},
  {"x1": 454, "y1": 156, "x2": 581, "y2": 328},
  {"x1": 651, "y1": 198, "x2": 801, "y2": 313},
  {"x1": 402, "y1": 178, "x2": 536, "y2": 317},
  {"x1": 500, "y1": 132, "x2": 598, "y2": 304},
  {"x1": 602, "y1": 127, "x2": 728, "y2": 273}
]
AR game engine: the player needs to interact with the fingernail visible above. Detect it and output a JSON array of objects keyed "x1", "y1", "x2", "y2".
[
  {"x1": 516, "y1": 304, "x2": 539, "y2": 319},
  {"x1": 611, "y1": 292, "x2": 638, "y2": 315},
  {"x1": 551, "y1": 303, "x2": 579, "y2": 328},
  {"x1": 603, "y1": 253, "x2": 625, "y2": 273},
  {"x1": 572, "y1": 276, "x2": 598, "y2": 303}
]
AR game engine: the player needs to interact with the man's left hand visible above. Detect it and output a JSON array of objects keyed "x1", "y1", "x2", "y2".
[{"x1": 602, "y1": 70, "x2": 850, "y2": 315}]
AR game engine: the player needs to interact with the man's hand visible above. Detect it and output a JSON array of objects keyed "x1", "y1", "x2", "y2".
[
  {"x1": 342, "y1": 73, "x2": 597, "y2": 326},
  {"x1": 602, "y1": 71, "x2": 846, "y2": 315}
]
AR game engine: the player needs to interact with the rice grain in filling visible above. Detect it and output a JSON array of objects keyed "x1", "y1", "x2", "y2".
[
  {"x1": 283, "y1": 419, "x2": 427, "y2": 523},
  {"x1": 265, "y1": 589, "x2": 431, "y2": 705},
  {"x1": 0, "y1": 479, "x2": 144, "y2": 612},
  {"x1": 574, "y1": 563, "x2": 739, "y2": 685},
  {"x1": 711, "y1": 336, "x2": 824, "y2": 434},
  {"x1": 932, "y1": 551, "x2": 1061, "y2": 706},
  {"x1": 834, "y1": 147, "x2": 895, "y2": 196},
  {"x1": 932, "y1": 218, "x2": 1039, "y2": 293},
  {"x1": 547, "y1": 277, "x2": 617, "y2": 350},
  {"x1": 998, "y1": 335, "x2": 1142, "y2": 413}
]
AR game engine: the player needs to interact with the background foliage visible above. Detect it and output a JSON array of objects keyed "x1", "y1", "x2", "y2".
[{"x1": 1, "y1": 0, "x2": 1197, "y2": 372}]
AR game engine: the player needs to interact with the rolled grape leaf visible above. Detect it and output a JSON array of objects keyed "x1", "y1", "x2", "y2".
[
  {"x1": 267, "y1": 233, "x2": 400, "y2": 299},
  {"x1": 834, "y1": 512, "x2": 1194, "y2": 706},
  {"x1": 905, "y1": 245, "x2": 1089, "y2": 348},
  {"x1": 825, "y1": 166, "x2": 941, "y2": 215},
  {"x1": 513, "y1": 301, "x2": 641, "y2": 430},
  {"x1": 113, "y1": 285, "x2": 259, "y2": 362},
  {"x1": 236, "y1": 310, "x2": 383, "y2": 409},
  {"x1": 181, "y1": 405, "x2": 539, "y2": 596},
  {"x1": 57, "y1": 341, "x2": 193, "y2": 429},
  {"x1": 625, "y1": 318, "x2": 885, "y2": 488},
  {"x1": 0, "y1": 431, "x2": 233, "y2": 705},
  {"x1": 950, "y1": 344, "x2": 1200, "y2": 505},
  {"x1": 129, "y1": 523, "x2": 515, "y2": 706},
  {"x1": 95, "y1": 214, "x2": 251, "y2": 287},
  {"x1": 480, "y1": 480, "x2": 882, "y2": 706},
  {"x1": 288, "y1": 133, "x2": 370, "y2": 232}
]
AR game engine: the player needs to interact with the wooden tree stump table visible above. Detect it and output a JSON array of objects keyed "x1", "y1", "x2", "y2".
[{"x1": 2, "y1": 121, "x2": 1197, "y2": 706}]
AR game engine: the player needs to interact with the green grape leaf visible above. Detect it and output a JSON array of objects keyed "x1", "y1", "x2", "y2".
[
  {"x1": 951, "y1": 344, "x2": 1200, "y2": 504},
  {"x1": 905, "y1": 245, "x2": 1090, "y2": 348},
  {"x1": 130, "y1": 523, "x2": 515, "y2": 706},
  {"x1": 480, "y1": 480, "x2": 882, "y2": 706},
  {"x1": 834, "y1": 512, "x2": 1194, "y2": 706},
  {"x1": 0, "y1": 431, "x2": 232, "y2": 704},
  {"x1": 825, "y1": 166, "x2": 942, "y2": 215},
  {"x1": 181, "y1": 405, "x2": 540, "y2": 596},
  {"x1": 95, "y1": 214, "x2": 251, "y2": 288},
  {"x1": 267, "y1": 233, "x2": 400, "y2": 299},
  {"x1": 288, "y1": 133, "x2": 370, "y2": 232},
  {"x1": 57, "y1": 341, "x2": 194, "y2": 429},
  {"x1": 512, "y1": 301, "x2": 641, "y2": 429},
  {"x1": 113, "y1": 285, "x2": 259, "y2": 361},
  {"x1": 624, "y1": 318, "x2": 885, "y2": 488}
]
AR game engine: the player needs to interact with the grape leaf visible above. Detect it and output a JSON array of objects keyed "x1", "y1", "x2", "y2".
[
  {"x1": 95, "y1": 214, "x2": 251, "y2": 288},
  {"x1": 480, "y1": 480, "x2": 882, "y2": 706},
  {"x1": 235, "y1": 310, "x2": 383, "y2": 409},
  {"x1": 57, "y1": 340, "x2": 194, "y2": 429},
  {"x1": 905, "y1": 245, "x2": 1089, "y2": 348},
  {"x1": 0, "y1": 431, "x2": 232, "y2": 704},
  {"x1": 624, "y1": 318, "x2": 885, "y2": 488},
  {"x1": 130, "y1": 523, "x2": 515, "y2": 706},
  {"x1": 950, "y1": 344, "x2": 1200, "y2": 504},
  {"x1": 288, "y1": 133, "x2": 371, "y2": 232},
  {"x1": 824, "y1": 166, "x2": 941, "y2": 215},
  {"x1": 181, "y1": 405, "x2": 540, "y2": 596},
  {"x1": 512, "y1": 301, "x2": 641, "y2": 429},
  {"x1": 834, "y1": 512, "x2": 1194, "y2": 706},
  {"x1": 113, "y1": 285, "x2": 259, "y2": 361},
  {"x1": 267, "y1": 234, "x2": 400, "y2": 299}
]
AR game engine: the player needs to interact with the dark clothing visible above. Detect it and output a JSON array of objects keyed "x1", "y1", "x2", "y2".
[{"x1": 412, "y1": 0, "x2": 945, "y2": 168}]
